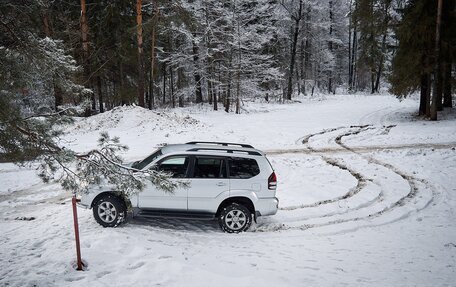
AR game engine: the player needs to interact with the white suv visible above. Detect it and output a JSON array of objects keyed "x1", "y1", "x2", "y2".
[{"x1": 79, "y1": 142, "x2": 279, "y2": 233}]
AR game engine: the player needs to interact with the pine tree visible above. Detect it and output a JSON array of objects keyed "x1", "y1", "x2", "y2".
[
  {"x1": 390, "y1": 0, "x2": 455, "y2": 119},
  {"x1": 353, "y1": 0, "x2": 392, "y2": 93},
  {"x1": 0, "y1": 0, "x2": 178, "y2": 196}
]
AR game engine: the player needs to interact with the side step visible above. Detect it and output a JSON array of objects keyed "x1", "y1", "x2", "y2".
[{"x1": 137, "y1": 209, "x2": 216, "y2": 221}]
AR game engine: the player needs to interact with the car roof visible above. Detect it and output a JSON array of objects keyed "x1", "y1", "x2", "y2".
[{"x1": 160, "y1": 143, "x2": 265, "y2": 157}]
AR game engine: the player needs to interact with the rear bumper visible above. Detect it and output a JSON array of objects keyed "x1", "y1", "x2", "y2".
[{"x1": 255, "y1": 197, "x2": 279, "y2": 216}]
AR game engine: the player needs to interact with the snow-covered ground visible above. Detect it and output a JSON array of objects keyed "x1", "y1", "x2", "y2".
[{"x1": 1, "y1": 94, "x2": 456, "y2": 286}]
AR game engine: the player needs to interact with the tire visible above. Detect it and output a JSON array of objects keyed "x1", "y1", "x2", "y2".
[
  {"x1": 218, "y1": 203, "x2": 252, "y2": 233},
  {"x1": 93, "y1": 194, "x2": 127, "y2": 228}
]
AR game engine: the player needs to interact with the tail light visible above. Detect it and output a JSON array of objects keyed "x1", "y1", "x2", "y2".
[{"x1": 268, "y1": 172, "x2": 277, "y2": 190}]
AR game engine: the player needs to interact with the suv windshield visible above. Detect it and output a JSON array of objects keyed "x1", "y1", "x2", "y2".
[{"x1": 132, "y1": 149, "x2": 163, "y2": 170}]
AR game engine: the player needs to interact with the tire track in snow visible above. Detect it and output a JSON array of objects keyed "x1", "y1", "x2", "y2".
[
  {"x1": 255, "y1": 126, "x2": 382, "y2": 231},
  {"x1": 256, "y1": 125, "x2": 438, "y2": 233},
  {"x1": 292, "y1": 125, "x2": 437, "y2": 232},
  {"x1": 281, "y1": 126, "x2": 370, "y2": 211},
  {"x1": 335, "y1": 127, "x2": 437, "y2": 218}
]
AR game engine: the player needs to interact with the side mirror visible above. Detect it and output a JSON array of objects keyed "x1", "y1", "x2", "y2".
[{"x1": 131, "y1": 160, "x2": 140, "y2": 169}]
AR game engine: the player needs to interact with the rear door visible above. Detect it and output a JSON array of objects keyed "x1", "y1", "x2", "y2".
[
  {"x1": 228, "y1": 157, "x2": 262, "y2": 195},
  {"x1": 187, "y1": 156, "x2": 230, "y2": 213},
  {"x1": 138, "y1": 155, "x2": 190, "y2": 210}
]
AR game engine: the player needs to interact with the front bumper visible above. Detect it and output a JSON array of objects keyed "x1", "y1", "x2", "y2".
[
  {"x1": 77, "y1": 202, "x2": 89, "y2": 209},
  {"x1": 77, "y1": 192, "x2": 95, "y2": 209}
]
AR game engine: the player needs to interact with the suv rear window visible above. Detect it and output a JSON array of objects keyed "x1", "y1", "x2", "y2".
[
  {"x1": 193, "y1": 157, "x2": 226, "y2": 178},
  {"x1": 228, "y1": 157, "x2": 260, "y2": 179}
]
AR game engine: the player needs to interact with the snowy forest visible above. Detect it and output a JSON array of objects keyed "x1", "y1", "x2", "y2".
[{"x1": 1, "y1": 0, "x2": 454, "y2": 118}]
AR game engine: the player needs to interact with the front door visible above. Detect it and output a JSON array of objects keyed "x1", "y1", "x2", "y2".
[{"x1": 138, "y1": 155, "x2": 190, "y2": 210}]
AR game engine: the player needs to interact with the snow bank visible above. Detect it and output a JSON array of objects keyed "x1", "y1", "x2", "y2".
[{"x1": 70, "y1": 105, "x2": 203, "y2": 133}]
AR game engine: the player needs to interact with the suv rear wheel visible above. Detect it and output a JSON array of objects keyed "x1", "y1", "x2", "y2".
[
  {"x1": 93, "y1": 194, "x2": 126, "y2": 227},
  {"x1": 218, "y1": 203, "x2": 252, "y2": 233}
]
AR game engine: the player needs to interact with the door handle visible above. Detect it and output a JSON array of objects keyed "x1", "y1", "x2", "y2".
[{"x1": 216, "y1": 182, "x2": 227, "y2": 186}]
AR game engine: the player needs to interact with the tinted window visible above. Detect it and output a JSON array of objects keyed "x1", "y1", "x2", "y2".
[
  {"x1": 193, "y1": 157, "x2": 226, "y2": 178},
  {"x1": 158, "y1": 156, "x2": 189, "y2": 178},
  {"x1": 133, "y1": 149, "x2": 162, "y2": 170},
  {"x1": 229, "y1": 158, "x2": 260, "y2": 179}
]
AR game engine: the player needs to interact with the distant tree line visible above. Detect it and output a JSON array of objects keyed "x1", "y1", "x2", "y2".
[{"x1": 0, "y1": 0, "x2": 454, "y2": 119}]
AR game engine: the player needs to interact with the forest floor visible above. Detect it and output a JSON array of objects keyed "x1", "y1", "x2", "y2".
[{"x1": 1, "y1": 94, "x2": 456, "y2": 286}]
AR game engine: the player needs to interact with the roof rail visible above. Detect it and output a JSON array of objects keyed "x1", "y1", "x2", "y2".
[
  {"x1": 186, "y1": 148, "x2": 261, "y2": 156},
  {"x1": 186, "y1": 141, "x2": 254, "y2": 149}
]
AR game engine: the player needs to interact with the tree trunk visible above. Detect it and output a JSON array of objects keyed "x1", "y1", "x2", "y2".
[
  {"x1": 204, "y1": 2, "x2": 213, "y2": 107},
  {"x1": 436, "y1": 59, "x2": 444, "y2": 111},
  {"x1": 97, "y1": 75, "x2": 104, "y2": 113},
  {"x1": 226, "y1": 69, "x2": 232, "y2": 113},
  {"x1": 304, "y1": 6, "x2": 311, "y2": 95},
  {"x1": 215, "y1": 61, "x2": 220, "y2": 111},
  {"x1": 348, "y1": 0, "x2": 353, "y2": 90},
  {"x1": 119, "y1": 61, "x2": 127, "y2": 105},
  {"x1": 112, "y1": 78, "x2": 116, "y2": 109},
  {"x1": 80, "y1": 0, "x2": 93, "y2": 115},
  {"x1": 192, "y1": 38, "x2": 203, "y2": 103},
  {"x1": 442, "y1": 2, "x2": 453, "y2": 108},
  {"x1": 177, "y1": 66, "x2": 185, "y2": 108},
  {"x1": 235, "y1": 10, "x2": 241, "y2": 114},
  {"x1": 208, "y1": 77, "x2": 213, "y2": 105},
  {"x1": 286, "y1": 0, "x2": 303, "y2": 100},
  {"x1": 53, "y1": 81, "x2": 63, "y2": 110},
  {"x1": 170, "y1": 67, "x2": 175, "y2": 108},
  {"x1": 443, "y1": 62, "x2": 452, "y2": 108},
  {"x1": 299, "y1": 39, "x2": 305, "y2": 95},
  {"x1": 430, "y1": 0, "x2": 443, "y2": 121},
  {"x1": 162, "y1": 62, "x2": 166, "y2": 105},
  {"x1": 351, "y1": 27, "x2": 358, "y2": 91},
  {"x1": 374, "y1": 32, "x2": 387, "y2": 93},
  {"x1": 80, "y1": 0, "x2": 89, "y2": 65},
  {"x1": 371, "y1": 73, "x2": 375, "y2": 94},
  {"x1": 136, "y1": 0, "x2": 145, "y2": 107},
  {"x1": 213, "y1": 91, "x2": 218, "y2": 111},
  {"x1": 304, "y1": 5, "x2": 311, "y2": 79},
  {"x1": 425, "y1": 73, "x2": 431, "y2": 117},
  {"x1": 328, "y1": 0, "x2": 333, "y2": 94},
  {"x1": 224, "y1": 90, "x2": 230, "y2": 113},
  {"x1": 419, "y1": 72, "x2": 429, "y2": 116},
  {"x1": 373, "y1": 0, "x2": 390, "y2": 93},
  {"x1": 149, "y1": 25, "x2": 156, "y2": 109}
]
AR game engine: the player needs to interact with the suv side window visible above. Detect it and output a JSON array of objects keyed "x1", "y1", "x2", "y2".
[
  {"x1": 192, "y1": 157, "x2": 227, "y2": 178},
  {"x1": 157, "y1": 156, "x2": 189, "y2": 178},
  {"x1": 228, "y1": 157, "x2": 260, "y2": 179}
]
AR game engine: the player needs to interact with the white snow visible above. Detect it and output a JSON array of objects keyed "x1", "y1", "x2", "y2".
[{"x1": 1, "y1": 94, "x2": 455, "y2": 286}]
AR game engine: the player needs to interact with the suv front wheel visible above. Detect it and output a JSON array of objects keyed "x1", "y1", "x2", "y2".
[
  {"x1": 93, "y1": 194, "x2": 127, "y2": 228},
  {"x1": 218, "y1": 203, "x2": 252, "y2": 233}
]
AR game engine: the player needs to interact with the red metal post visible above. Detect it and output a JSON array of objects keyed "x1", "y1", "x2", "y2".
[{"x1": 72, "y1": 196, "x2": 83, "y2": 271}]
